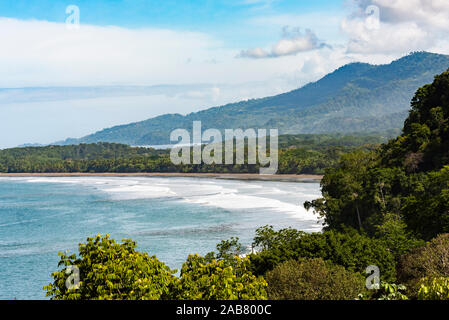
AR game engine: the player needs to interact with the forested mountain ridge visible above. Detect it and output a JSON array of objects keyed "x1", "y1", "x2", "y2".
[
  {"x1": 0, "y1": 134, "x2": 386, "y2": 174},
  {"x1": 56, "y1": 52, "x2": 449, "y2": 146}
]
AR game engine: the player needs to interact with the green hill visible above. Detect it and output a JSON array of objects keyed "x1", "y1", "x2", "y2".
[
  {"x1": 306, "y1": 69, "x2": 449, "y2": 240},
  {"x1": 57, "y1": 52, "x2": 449, "y2": 146}
]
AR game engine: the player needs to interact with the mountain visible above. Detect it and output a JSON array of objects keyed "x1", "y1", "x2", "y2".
[{"x1": 56, "y1": 52, "x2": 449, "y2": 146}]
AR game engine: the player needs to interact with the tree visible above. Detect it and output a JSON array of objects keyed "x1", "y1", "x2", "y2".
[
  {"x1": 205, "y1": 237, "x2": 245, "y2": 264},
  {"x1": 304, "y1": 150, "x2": 380, "y2": 233},
  {"x1": 401, "y1": 166, "x2": 449, "y2": 239},
  {"x1": 44, "y1": 235, "x2": 267, "y2": 300},
  {"x1": 249, "y1": 226, "x2": 396, "y2": 282},
  {"x1": 44, "y1": 235, "x2": 177, "y2": 300},
  {"x1": 265, "y1": 258, "x2": 365, "y2": 300},
  {"x1": 398, "y1": 234, "x2": 449, "y2": 298},
  {"x1": 306, "y1": 70, "x2": 449, "y2": 240},
  {"x1": 374, "y1": 212, "x2": 424, "y2": 261},
  {"x1": 172, "y1": 254, "x2": 267, "y2": 300}
]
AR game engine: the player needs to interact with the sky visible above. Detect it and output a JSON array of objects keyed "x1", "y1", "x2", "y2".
[{"x1": 1, "y1": 0, "x2": 449, "y2": 148}]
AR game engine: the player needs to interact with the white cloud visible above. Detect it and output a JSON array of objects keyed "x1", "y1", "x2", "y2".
[
  {"x1": 342, "y1": 0, "x2": 449, "y2": 54},
  {"x1": 238, "y1": 28, "x2": 328, "y2": 59},
  {"x1": 238, "y1": 47, "x2": 269, "y2": 59},
  {"x1": 3, "y1": 8, "x2": 448, "y2": 147},
  {"x1": 0, "y1": 17, "x2": 338, "y2": 90},
  {"x1": 367, "y1": 0, "x2": 449, "y2": 30},
  {"x1": 341, "y1": 19, "x2": 431, "y2": 54},
  {"x1": 0, "y1": 18, "x2": 224, "y2": 87},
  {"x1": 0, "y1": 17, "x2": 351, "y2": 90}
]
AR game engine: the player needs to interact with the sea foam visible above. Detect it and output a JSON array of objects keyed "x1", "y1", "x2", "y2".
[{"x1": 11, "y1": 176, "x2": 323, "y2": 231}]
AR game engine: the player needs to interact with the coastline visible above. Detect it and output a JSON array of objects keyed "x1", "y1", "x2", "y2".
[{"x1": 0, "y1": 172, "x2": 323, "y2": 182}]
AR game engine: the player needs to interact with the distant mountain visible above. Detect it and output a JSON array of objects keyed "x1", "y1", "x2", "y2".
[
  {"x1": 17, "y1": 143, "x2": 45, "y2": 148},
  {"x1": 56, "y1": 52, "x2": 449, "y2": 146}
]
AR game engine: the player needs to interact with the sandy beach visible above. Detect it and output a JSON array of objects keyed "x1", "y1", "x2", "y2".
[{"x1": 0, "y1": 172, "x2": 323, "y2": 182}]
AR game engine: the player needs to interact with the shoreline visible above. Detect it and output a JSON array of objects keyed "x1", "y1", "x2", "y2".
[{"x1": 0, "y1": 172, "x2": 323, "y2": 182}]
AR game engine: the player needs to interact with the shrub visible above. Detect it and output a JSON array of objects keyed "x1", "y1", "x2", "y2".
[
  {"x1": 172, "y1": 254, "x2": 267, "y2": 300},
  {"x1": 358, "y1": 282, "x2": 408, "y2": 300},
  {"x1": 265, "y1": 258, "x2": 365, "y2": 300},
  {"x1": 418, "y1": 277, "x2": 449, "y2": 300},
  {"x1": 45, "y1": 235, "x2": 268, "y2": 300},
  {"x1": 398, "y1": 233, "x2": 449, "y2": 298},
  {"x1": 249, "y1": 226, "x2": 396, "y2": 282},
  {"x1": 44, "y1": 235, "x2": 177, "y2": 300}
]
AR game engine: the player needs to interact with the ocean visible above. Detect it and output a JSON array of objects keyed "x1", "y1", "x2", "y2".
[{"x1": 0, "y1": 176, "x2": 322, "y2": 299}]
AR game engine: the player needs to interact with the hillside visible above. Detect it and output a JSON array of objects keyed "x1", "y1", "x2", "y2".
[
  {"x1": 306, "y1": 68, "x2": 449, "y2": 240},
  {"x1": 56, "y1": 52, "x2": 449, "y2": 146}
]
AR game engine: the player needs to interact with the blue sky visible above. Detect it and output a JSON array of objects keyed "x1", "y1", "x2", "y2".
[
  {"x1": 0, "y1": 0, "x2": 341, "y2": 27},
  {"x1": 0, "y1": 0, "x2": 344, "y2": 48},
  {"x1": 1, "y1": 0, "x2": 449, "y2": 148}
]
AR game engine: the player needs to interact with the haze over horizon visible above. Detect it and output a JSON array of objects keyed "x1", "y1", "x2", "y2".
[{"x1": 2, "y1": 0, "x2": 449, "y2": 148}]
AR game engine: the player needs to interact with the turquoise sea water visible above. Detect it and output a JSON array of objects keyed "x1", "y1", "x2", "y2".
[{"x1": 0, "y1": 176, "x2": 321, "y2": 299}]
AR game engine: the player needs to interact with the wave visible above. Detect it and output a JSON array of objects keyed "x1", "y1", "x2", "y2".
[{"x1": 3, "y1": 176, "x2": 322, "y2": 230}]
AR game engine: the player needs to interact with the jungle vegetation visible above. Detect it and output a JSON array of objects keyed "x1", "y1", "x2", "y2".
[{"x1": 45, "y1": 70, "x2": 449, "y2": 300}]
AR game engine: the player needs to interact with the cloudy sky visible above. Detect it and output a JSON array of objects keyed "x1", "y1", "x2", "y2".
[{"x1": 1, "y1": 0, "x2": 449, "y2": 148}]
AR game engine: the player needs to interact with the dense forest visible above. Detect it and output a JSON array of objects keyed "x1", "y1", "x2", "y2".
[
  {"x1": 0, "y1": 134, "x2": 387, "y2": 175},
  {"x1": 45, "y1": 70, "x2": 449, "y2": 300}
]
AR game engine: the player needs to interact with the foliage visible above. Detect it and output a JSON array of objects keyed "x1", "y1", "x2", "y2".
[
  {"x1": 37, "y1": 64, "x2": 449, "y2": 301},
  {"x1": 304, "y1": 150, "x2": 381, "y2": 233},
  {"x1": 376, "y1": 283, "x2": 409, "y2": 300},
  {"x1": 204, "y1": 237, "x2": 246, "y2": 266},
  {"x1": 401, "y1": 167, "x2": 449, "y2": 239},
  {"x1": 249, "y1": 226, "x2": 396, "y2": 282},
  {"x1": 171, "y1": 254, "x2": 267, "y2": 300},
  {"x1": 374, "y1": 212, "x2": 424, "y2": 261},
  {"x1": 398, "y1": 70, "x2": 449, "y2": 170},
  {"x1": 0, "y1": 134, "x2": 386, "y2": 175},
  {"x1": 278, "y1": 132, "x2": 393, "y2": 150},
  {"x1": 397, "y1": 234, "x2": 449, "y2": 298},
  {"x1": 265, "y1": 258, "x2": 365, "y2": 300},
  {"x1": 418, "y1": 277, "x2": 449, "y2": 300},
  {"x1": 44, "y1": 235, "x2": 266, "y2": 300},
  {"x1": 43, "y1": 235, "x2": 177, "y2": 300},
  {"x1": 306, "y1": 70, "x2": 449, "y2": 240},
  {"x1": 358, "y1": 282, "x2": 408, "y2": 300}
]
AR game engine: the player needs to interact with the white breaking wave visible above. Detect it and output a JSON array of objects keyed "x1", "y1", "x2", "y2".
[{"x1": 5, "y1": 176, "x2": 323, "y2": 231}]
